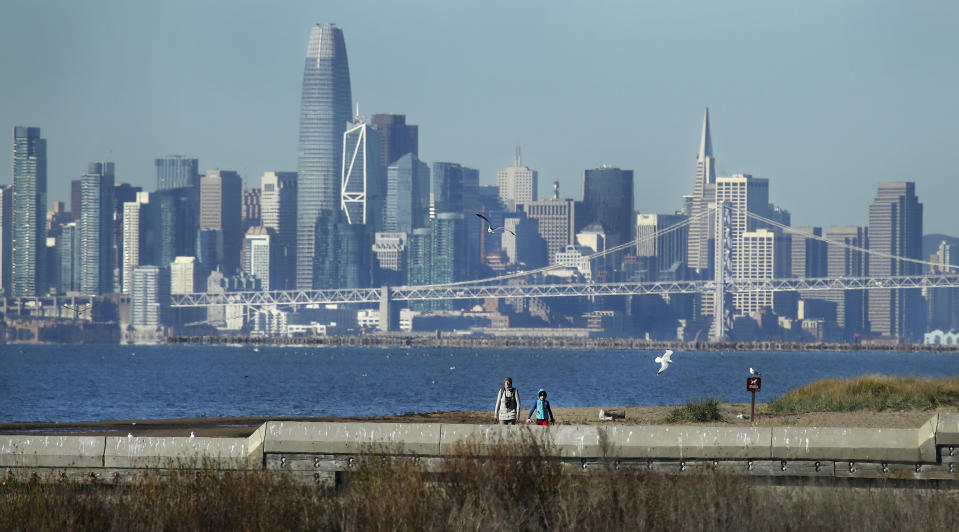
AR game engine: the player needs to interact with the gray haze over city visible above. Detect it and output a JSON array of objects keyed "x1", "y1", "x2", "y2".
[{"x1": 1, "y1": 0, "x2": 956, "y2": 234}]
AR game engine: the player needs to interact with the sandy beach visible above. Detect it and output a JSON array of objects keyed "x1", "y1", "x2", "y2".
[{"x1": 1, "y1": 404, "x2": 952, "y2": 438}]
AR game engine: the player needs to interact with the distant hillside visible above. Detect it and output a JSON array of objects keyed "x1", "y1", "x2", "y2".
[{"x1": 923, "y1": 234, "x2": 959, "y2": 260}]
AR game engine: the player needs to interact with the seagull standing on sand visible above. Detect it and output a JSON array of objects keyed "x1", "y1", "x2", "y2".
[
  {"x1": 654, "y1": 350, "x2": 674, "y2": 375},
  {"x1": 749, "y1": 368, "x2": 761, "y2": 376},
  {"x1": 475, "y1": 213, "x2": 515, "y2": 235}
]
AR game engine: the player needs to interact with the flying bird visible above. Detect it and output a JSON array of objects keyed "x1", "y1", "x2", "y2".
[
  {"x1": 475, "y1": 213, "x2": 515, "y2": 235},
  {"x1": 749, "y1": 368, "x2": 761, "y2": 376},
  {"x1": 654, "y1": 349, "x2": 674, "y2": 375}
]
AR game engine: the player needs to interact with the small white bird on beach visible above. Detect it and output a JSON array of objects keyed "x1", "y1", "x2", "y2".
[
  {"x1": 654, "y1": 350, "x2": 674, "y2": 375},
  {"x1": 127, "y1": 433, "x2": 134, "y2": 438},
  {"x1": 190, "y1": 432, "x2": 195, "y2": 439},
  {"x1": 749, "y1": 368, "x2": 761, "y2": 376}
]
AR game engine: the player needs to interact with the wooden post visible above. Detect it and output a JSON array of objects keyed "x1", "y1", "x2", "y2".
[{"x1": 750, "y1": 390, "x2": 756, "y2": 422}]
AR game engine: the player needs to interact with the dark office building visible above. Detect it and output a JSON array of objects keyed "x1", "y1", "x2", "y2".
[
  {"x1": 582, "y1": 166, "x2": 634, "y2": 249},
  {"x1": 370, "y1": 113, "x2": 418, "y2": 167}
]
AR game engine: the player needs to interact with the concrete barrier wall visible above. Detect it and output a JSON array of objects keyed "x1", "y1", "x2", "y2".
[{"x1": 2, "y1": 414, "x2": 957, "y2": 480}]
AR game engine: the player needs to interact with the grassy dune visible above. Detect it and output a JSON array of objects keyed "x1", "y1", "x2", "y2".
[{"x1": 768, "y1": 375, "x2": 959, "y2": 414}]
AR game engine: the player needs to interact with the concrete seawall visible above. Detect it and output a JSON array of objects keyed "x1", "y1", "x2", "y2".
[{"x1": 4, "y1": 414, "x2": 959, "y2": 485}]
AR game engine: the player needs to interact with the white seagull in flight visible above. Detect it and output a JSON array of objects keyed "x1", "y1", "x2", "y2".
[
  {"x1": 475, "y1": 213, "x2": 515, "y2": 235},
  {"x1": 655, "y1": 350, "x2": 674, "y2": 375}
]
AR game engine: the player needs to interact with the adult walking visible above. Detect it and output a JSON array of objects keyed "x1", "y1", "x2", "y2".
[{"x1": 494, "y1": 377, "x2": 521, "y2": 425}]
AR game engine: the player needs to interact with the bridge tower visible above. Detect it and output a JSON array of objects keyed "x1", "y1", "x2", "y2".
[{"x1": 710, "y1": 201, "x2": 732, "y2": 342}]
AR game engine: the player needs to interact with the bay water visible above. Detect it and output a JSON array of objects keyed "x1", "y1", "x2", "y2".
[{"x1": 2, "y1": 344, "x2": 959, "y2": 423}]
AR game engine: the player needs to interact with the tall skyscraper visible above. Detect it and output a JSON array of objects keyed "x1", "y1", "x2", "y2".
[
  {"x1": 497, "y1": 147, "x2": 538, "y2": 207},
  {"x1": 790, "y1": 227, "x2": 827, "y2": 278},
  {"x1": 0, "y1": 185, "x2": 11, "y2": 295},
  {"x1": 733, "y1": 228, "x2": 790, "y2": 316},
  {"x1": 824, "y1": 225, "x2": 868, "y2": 338},
  {"x1": 12, "y1": 126, "x2": 47, "y2": 298},
  {"x1": 635, "y1": 213, "x2": 688, "y2": 277},
  {"x1": 369, "y1": 113, "x2": 418, "y2": 167},
  {"x1": 113, "y1": 183, "x2": 142, "y2": 293},
  {"x1": 581, "y1": 166, "x2": 634, "y2": 249},
  {"x1": 297, "y1": 24, "x2": 353, "y2": 289},
  {"x1": 430, "y1": 212, "x2": 466, "y2": 310},
  {"x1": 431, "y1": 162, "x2": 465, "y2": 215},
  {"x1": 121, "y1": 192, "x2": 151, "y2": 294},
  {"x1": 260, "y1": 171, "x2": 298, "y2": 289},
  {"x1": 385, "y1": 153, "x2": 430, "y2": 233},
  {"x1": 79, "y1": 162, "x2": 115, "y2": 295},
  {"x1": 155, "y1": 155, "x2": 199, "y2": 191},
  {"x1": 341, "y1": 119, "x2": 384, "y2": 229},
  {"x1": 57, "y1": 222, "x2": 81, "y2": 294},
  {"x1": 522, "y1": 196, "x2": 577, "y2": 264},
  {"x1": 242, "y1": 226, "x2": 282, "y2": 291},
  {"x1": 686, "y1": 109, "x2": 716, "y2": 274},
  {"x1": 242, "y1": 188, "x2": 261, "y2": 233},
  {"x1": 868, "y1": 182, "x2": 924, "y2": 341},
  {"x1": 200, "y1": 170, "x2": 242, "y2": 273},
  {"x1": 152, "y1": 187, "x2": 197, "y2": 269},
  {"x1": 131, "y1": 265, "x2": 170, "y2": 327},
  {"x1": 313, "y1": 208, "x2": 370, "y2": 289}
]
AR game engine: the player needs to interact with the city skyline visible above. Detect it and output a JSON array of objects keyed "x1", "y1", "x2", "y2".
[{"x1": 1, "y1": 1, "x2": 957, "y2": 234}]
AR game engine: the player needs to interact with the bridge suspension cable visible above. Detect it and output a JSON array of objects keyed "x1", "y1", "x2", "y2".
[
  {"x1": 421, "y1": 207, "x2": 711, "y2": 289},
  {"x1": 740, "y1": 209, "x2": 959, "y2": 273}
]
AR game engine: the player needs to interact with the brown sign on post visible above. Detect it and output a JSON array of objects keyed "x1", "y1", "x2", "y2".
[{"x1": 747, "y1": 377, "x2": 762, "y2": 391}]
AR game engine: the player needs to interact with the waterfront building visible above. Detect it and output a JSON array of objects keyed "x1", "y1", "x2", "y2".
[
  {"x1": 200, "y1": 170, "x2": 242, "y2": 273},
  {"x1": 296, "y1": 24, "x2": 353, "y2": 289},
  {"x1": 868, "y1": 182, "x2": 924, "y2": 341},
  {"x1": 385, "y1": 153, "x2": 430, "y2": 233},
  {"x1": 260, "y1": 171, "x2": 298, "y2": 289},
  {"x1": 170, "y1": 256, "x2": 200, "y2": 295},
  {"x1": 155, "y1": 155, "x2": 199, "y2": 191},
  {"x1": 131, "y1": 265, "x2": 170, "y2": 327},
  {"x1": 497, "y1": 147, "x2": 538, "y2": 208},
  {"x1": 581, "y1": 166, "x2": 634, "y2": 250},
  {"x1": 0, "y1": 185, "x2": 11, "y2": 295},
  {"x1": 369, "y1": 113, "x2": 418, "y2": 167},
  {"x1": 79, "y1": 162, "x2": 115, "y2": 295},
  {"x1": 12, "y1": 126, "x2": 47, "y2": 297},
  {"x1": 927, "y1": 241, "x2": 959, "y2": 332}
]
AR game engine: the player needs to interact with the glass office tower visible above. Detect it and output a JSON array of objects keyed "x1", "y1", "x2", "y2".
[{"x1": 296, "y1": 24, "x2": 353, "y2": 288}]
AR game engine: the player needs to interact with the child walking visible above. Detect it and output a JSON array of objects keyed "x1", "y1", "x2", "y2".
[{"x1": 526, "y1": 388, "x2": 555, "y2": 426}]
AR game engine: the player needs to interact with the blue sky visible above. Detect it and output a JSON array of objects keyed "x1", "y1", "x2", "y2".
[{"x1": 1, "y1": 0, "x2": 956, "y2": 234}]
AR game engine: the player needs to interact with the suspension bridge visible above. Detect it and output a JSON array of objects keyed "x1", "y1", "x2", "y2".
[{"x1": 169, "y1": 205, "x2": 959, "y2": 340}]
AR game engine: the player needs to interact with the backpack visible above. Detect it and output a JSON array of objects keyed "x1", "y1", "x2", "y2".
[{"x1": 503, "y1": 388, "x2": 516, "y2": 410}]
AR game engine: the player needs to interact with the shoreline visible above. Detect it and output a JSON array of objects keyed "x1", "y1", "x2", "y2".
[
  {"x1": 164, "y1": 334, "x2": 959, "y2": 353},
  {"x1": 2, "y1": 405, "x2": 952, "y2": 438}
]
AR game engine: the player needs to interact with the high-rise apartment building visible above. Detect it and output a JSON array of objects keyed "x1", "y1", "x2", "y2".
[
  {"x1": 313, "y1": 209, "x2": 370, "y2": 289},
  {"x1": 430, "y1": 213, "x2": 466, "y2": 310},
  {"x1": 79, "y1": 162, "x2": 115, "y2": 295},
  {"x1": 385, "y1": 153, "x2": 430, "y2": 233},
  {"x1": 170, "y1": 256, "x2": 200, "y2": 295},
  {"x1": 152, "y1": 187, "x2": 197, "y2": 268},
  {"x1": 200, "y1": 170, "x2": 242, "y2": 273},
  {"x1": 242, "y1": 226, "x2": 282, "y2": 291},
  {"x1": 868, "y1": 182, "x2": 924, "y2": 341},
  {"x1": 297, "y1": 24, "x2": 353, "y2": 289},
  {"x1": 733, "y1": 228, "x2": 790, "y2": 316},
  {"x1": 12, "y1": 126, "x2": 47, "y2": 298},
  {"x1": 685, "y1": 109, "x2": 716, "y2": 274},
  {"x1": 260, "y1": 171, "x2": 297, "y2": 289},
  {"x1": 0, "y1": 185, "x2": 11, "y2": 295},
  {"x1": 131, "y1": 265, "x2": 170, "y2": 327},
  {"x1": 497, "y1": 148, "x2": 538, "y2": 207},
  {"x1": 369, "y1": 113, "x2": 418, "y2": 167},
  {"x1": 57, "y1": 222, "x2": 81, "y2": 294},
  {"x1": 113, "y1": 183, "x2": 142, "y2": 293},
  {"x1": 581, "y1": 166, "x2": 634, "y2": 249},
  {"x1": 121, "y1": 192, "x2": 151, "y2": 294},
  {"x1": 155, "y1": 155, "x2": 199, "y2": 190}
]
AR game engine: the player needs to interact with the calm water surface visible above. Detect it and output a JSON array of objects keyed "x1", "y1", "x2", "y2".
[{"x1": 2, "y1": 344, "x2": 959, "y2": 423}]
